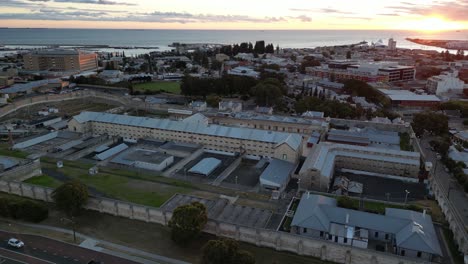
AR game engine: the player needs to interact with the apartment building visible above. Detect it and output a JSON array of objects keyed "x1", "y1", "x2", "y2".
[
  {"x1": 307, "y1": 61, "x2": 415, "y2": 83},
  {"x1": 426, "y1": 71, "x2": 466, "y2": 96},
  {"x1": 68, "y1": 112, "x2": 303, "y2": 163},
  {"x1": 23, "y1": 49, "x2": 98, "y2": 72},
  {"x1": 298, "y1": 142, "x2": 420, "y2": 191}
]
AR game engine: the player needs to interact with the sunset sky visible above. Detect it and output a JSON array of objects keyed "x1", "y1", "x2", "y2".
[{"x1": 1, "y1": 0, "x2": 468, "y2": 30}]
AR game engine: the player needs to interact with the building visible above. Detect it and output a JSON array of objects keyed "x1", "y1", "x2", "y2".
[
  {"x1": 23, "y1": 49, "x2": 98, "y2": 72},
  {"x1": 215, "y1": 53, "x2": 230, "y2": 62},
  {"x1": 326, "y1": 127, "x2": 400, "y2": 149},
  {"x1": 388, "y1": 38, "x2": 397, "y2": 51},
  {"x1": 211, "y1": 112, "x2": 328, "y2": 136},
  {"x1": 219, "y1": 101, "x2": 242, "y2": 112},
  {"x1": 259, "y1": 158, "x2": 296, "y2": 193},
  {"x1": 68, "y1": 112, "x2": 303, "y2": 163},
  {"x1": 426, "y1": 71, "x2": 466, "y2": 96},
  {"x1": 189, "y1": 158, "x2": 222, "y2": 176},
  {"x1": 190, "y1": 101, "x2": 207, "y2": 112},
  {"x1": 227, "y1": 66, "x2": 260, "y2": 79},
  {"x1": 291, "y1": 193, "x2": 442, "y2": 262},
  {"x1": 307, "y1": 61, "x2": 415, "y2": 83},
  {"x1": 111, "y1": 149, "x2": 174, "y2": 171},
  {"x1": 379, "y1": 89, "x2": 441, "y2": 109},
  {"x1": 0, "y1": 76, "x2": 14, "y2": 87},
  {"x1": 298, "y1": 142, "x2": 420, "y2": 191}
]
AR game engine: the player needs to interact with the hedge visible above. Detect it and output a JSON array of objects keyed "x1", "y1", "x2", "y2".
[{"x1": 0, "y1": 197, "x2": 48, "y2": 223}]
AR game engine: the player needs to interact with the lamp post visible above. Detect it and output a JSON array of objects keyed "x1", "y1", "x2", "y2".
[
  {"x1": 61, "y1": 217, "x2": 77, "y2": 243},
  {"x1": 404, "y1": 190, "x2": 410, "y2": 204}
]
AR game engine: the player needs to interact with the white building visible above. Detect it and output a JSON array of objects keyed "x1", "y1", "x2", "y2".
[
  {"x1": 219, "y1": 101, "x2": 242, "y2": 112},
  {"x1": 426, "y1": 71, "x2": 466, "y2": 96},
  {"x1": 227, "y1": 66, "x2": 260, "y2": 79},
  {"x1": 388, "y1": 38, "x2": 397, "y2": 51}
]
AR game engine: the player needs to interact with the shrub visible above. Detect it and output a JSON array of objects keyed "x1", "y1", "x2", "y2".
[
  {"x1": 337, "y1": 196, "x2": 356, "y2": 209},
  {"x1": 0, "y1": 196, "x2": 48, "y2": 222}
]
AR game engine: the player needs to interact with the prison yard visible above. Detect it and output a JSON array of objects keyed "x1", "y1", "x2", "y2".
[{"x1": 0, "y1": 105, "x2": 457, "y2": 264}]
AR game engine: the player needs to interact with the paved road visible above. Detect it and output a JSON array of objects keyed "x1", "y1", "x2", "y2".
[
  {"x1": 0, "y1": 230, "x2": 139, "y2": 264},
  {"x1": 420, "y1": 137, "x2": 468, "y2": 227}
]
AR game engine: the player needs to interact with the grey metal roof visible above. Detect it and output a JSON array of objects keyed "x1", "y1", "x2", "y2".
[
  {"x1": 291, "y1": 193, "x2": 442, "y2": 256},
  {"x1": 13, "y1": 131, "x2": 59, "y2": 149},
  {"x1": 188, "y1": 158, "x2": 221, "y2": 176},
  {"x1": 259, "y1": 158, "x2": 295, "y2": 188},
  {"x1": 0, "y1": 156, "x2": 19, "y2": 170},
  {"x1": 73, "y1": 112, "x2": 302, "y2": 151},
  {"x1": 94, "y1": 143, "x2": 128, "y2": 161},
  {"x1": 55, "y1": 139, "x2": 83, "y2": 151},
  {"x1": 112, "y1": 148, "x2": 172, "y2": 166},
  {"x1": 0, "y1": 79, "x2": 60, "y2": 94}
]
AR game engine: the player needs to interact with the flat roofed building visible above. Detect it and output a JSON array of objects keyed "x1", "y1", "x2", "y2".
[
  {"x1": 68, "y1": 112, "x2": 302, "y2": 163},
  {"x1": 189, "y1": 157, "x2": 221, "y2": 176},
  {"x1": 23, "y1": 49, "x2": 98, "y2": 72},
  {"x1": 259, "y1": 158, "x2": 296, "y2": 192},
  {"x1": 112, "y1": 149, "x2": 174, "y2": 171},
  {"x1": 94, "y1": 143, "x2": 128, "y2": 161},
  {"x1": 378, "y1": 89, "x2": 441, "y2": 109},
  {"x1": 298, "y1": 142, "x2": 420, "y2": 191},
  {"x1": 291, "y1": 193, "x2": 442, "y2": 262}
]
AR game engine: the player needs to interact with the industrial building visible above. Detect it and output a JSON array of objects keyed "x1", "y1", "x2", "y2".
[
  {"x1": 111, "y1": 148, "x2": 174, "y2": 171},
  {"x1": 23, "y1": 49, "x2": 98, "y2": 72},
  {"x1": 291, "y1": 193, "x2": 442, "y2": 262},
  {"x1": 298, "y1": 142, "x2": 420, "y2": 191},
  {"x1": 259, "y1": 158, "x2": 296, "y2": 193},
  {"x1": 68, "y1": 112, "x2": 303, "y2": 163},
  {"x1": 378, "y1": 89, "x2": 441, "y2": 109}
]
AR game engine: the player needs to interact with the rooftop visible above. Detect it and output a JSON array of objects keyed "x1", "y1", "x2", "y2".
[
  {"x1": 379, "y1": 89, "x2": 441, "y2": 102},
  {"x1": 259, "y1": 158, "x2": 296, "y2": 188},
  {"x1": 72, "y1": 112, "x2": 303, "y2": 151},
  {"x1": 291, "y1": 193, "x2": 442, "y2": 256},
  {"x1": 189, "y1": 157, "x2": 221, "y2": 176}
]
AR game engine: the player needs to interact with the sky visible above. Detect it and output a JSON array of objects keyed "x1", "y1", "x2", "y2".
[{"x1": 1, "y1": 0, "x2": 468, "y2": 30}]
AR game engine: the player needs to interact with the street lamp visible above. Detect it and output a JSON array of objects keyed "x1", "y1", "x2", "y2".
[{"x1": 404, "y1": 190, "x2": 410, "y2": 204}]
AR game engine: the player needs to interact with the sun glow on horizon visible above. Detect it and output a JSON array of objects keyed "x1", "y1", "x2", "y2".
[{"x1": 403, "y1": 17, "x2": 464, "y2": 32}]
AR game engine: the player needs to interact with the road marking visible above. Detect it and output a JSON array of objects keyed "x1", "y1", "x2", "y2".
[
  {"x1": 0, "y1": 248, "x2": 55, "y2": 264},
  {"x1": 0, "y1": 255, "x2": 29, "y2": 264}
]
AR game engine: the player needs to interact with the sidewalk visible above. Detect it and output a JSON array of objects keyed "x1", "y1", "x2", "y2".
[{"x1": 16, "y1": 222, "x2": 190, "y2": 264}]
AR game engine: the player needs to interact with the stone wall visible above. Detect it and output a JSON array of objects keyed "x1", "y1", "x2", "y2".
[
  {"x1": 0, "y1": 180, "x2": 433, "y2": 264},
  {"x1": 0, "y1": 159, "x2": 42, "y2": 181}
]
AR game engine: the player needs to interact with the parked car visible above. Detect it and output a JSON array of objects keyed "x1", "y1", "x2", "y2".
[{"x1": 7, "y1": 238, "x2": 24, "y2": 248}]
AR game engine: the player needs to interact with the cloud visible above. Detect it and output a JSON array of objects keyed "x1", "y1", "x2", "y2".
[
  {"x1": 53, "y1": 0, "x2": 136, "y2": 6},
  {"x1": 387, "y1": 0, "x2": 468, "y2": 21},
  {"x1": 0, "y1": 9, "x2": 311, "y2": 24},
  {"x1": 289, "y1": 7, "x2": 354, "y2": 15}
]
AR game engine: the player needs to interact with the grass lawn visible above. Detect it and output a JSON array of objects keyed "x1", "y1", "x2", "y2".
[
  {"x1": 24, "y1": 175, "x2": 62, "y2": 188},
  {"x1": 41, "y1": 163, "x2": 190, "y2": 208},
  {"x1": 133, "y1": 81, "x2": 181, "y2": 94},
  {"x1": 0, "y1": 145, "x2": 29, "y2": 159}
]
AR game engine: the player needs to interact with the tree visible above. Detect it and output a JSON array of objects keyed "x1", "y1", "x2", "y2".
[
  {"x1": 168, "y1": 202, "x2": 207, "y2": 246},
  {"x1": 412, "y1": 112, "x2": 449, "y2": 137},
  {"x1": 254, "y1": 40, "x2": 265, "y2": 54},
  {"x1": 52, "y1": 180, "x2": 88, "y2": 216},
  {"x1": 202, "y1": 239, "x2": 255, "y2": 264},
  {"x1": 337, "y1": 196, "x2": 356, "y2": 210},
  {"x1": 206, "y1": 95, "x2": 221, "y2": 107},
  {"x1": 251, "y1": 78, "x2": 285, "y2": 106}
]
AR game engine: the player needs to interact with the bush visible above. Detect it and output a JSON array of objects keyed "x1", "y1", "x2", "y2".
[
  {"x1": 0, "y1": 196, "x2": 48, "y2": 222},
  {"x1": 337, "y1": 196, "x2": 357, "y2": 209}
]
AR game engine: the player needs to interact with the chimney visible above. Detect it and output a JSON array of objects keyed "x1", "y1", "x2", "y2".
[
  {"x1": 423, "y1": 210, "x2": 426, "y2": 218},
  {"x1": 346, "y1": 213, "x2": 349, "y2": 224}
]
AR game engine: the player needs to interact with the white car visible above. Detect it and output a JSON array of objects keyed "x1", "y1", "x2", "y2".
[{"x1": 7, "y1": 238, "x2": 24, "y2": 248}]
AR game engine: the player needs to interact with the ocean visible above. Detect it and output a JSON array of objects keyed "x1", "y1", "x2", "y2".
[{"x1": 1, "y1": 28, "x2": 467, "y2": 55}]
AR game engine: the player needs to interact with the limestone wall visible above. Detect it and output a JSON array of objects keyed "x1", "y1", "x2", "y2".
[{"x1": 0, "y1": 180, "x2": 434, "y2": 264}]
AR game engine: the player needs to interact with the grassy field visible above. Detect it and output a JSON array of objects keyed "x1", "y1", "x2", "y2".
[
  {"x1": 24, "y1": 175, "x2": 62, "y2": 188},
  {"x1": 39, "y1": 161, "x2": 191, "y2": 207},
  {"x1": 0, "y1": 145, "x2": 29, "y2": 159},
  {"x1": 133, "y1": 81, "x2": 181, "y2": 94}
]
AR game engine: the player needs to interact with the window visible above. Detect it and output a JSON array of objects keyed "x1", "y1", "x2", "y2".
[
  {"x1": 334, "y1": 236, "x2": 338, "y2": 243},
  {"x1": 401, "y1": 250, "x2": 405, "y2": 256},
  {"x1": 374, "y1": 232, "x2": 378, "y2": 238},
  {"x1": 344, "y1": 237, "x2": 348, "y2": 243},
  {"x1": 328, "y1": 234, "x2": 332, "y2": 240},
  {"x1": 282, "y1": 154, "x2": 287, "y2": 160},
  {"x1": 385, "y1": 234, "x2": 389, "y2": 240},
  {"x1": 303, "y1": 228, "x2": 307, "y2": 233},
  {"x1": 417, "y1": 252, "x2": 421, "y2": 258},
  {"x1": 320, "y1": 231, "x2": 324, "y2": 237}
]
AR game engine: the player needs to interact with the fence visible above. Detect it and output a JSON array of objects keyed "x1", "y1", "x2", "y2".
[{"x1": 0, "y1": 180, "x2": 433, "y2": 264}]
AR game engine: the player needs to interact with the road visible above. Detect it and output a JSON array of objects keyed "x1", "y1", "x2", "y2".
[
  {"x1": 420, "y1": 137, "x2": 468, "y2": 228},
  {"x1": 0, "y1": 230, "x2": 139, "y2": 264}
]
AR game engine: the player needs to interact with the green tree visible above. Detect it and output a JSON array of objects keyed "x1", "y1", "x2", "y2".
[
  {"x1": 168, "y1": 202, "x2": 207, "y2": 246},
  {"x1": 412, "y1": 112, "x2": 449, "y2": 137},
  {"x1": 52, "y1": 180, "x2": 89, "y2": 216},
  {"x1": 202, "y1": 239, "x2": 255, "y2": 264},
  {"x1": 206, "y1": 95, "x2": 221, "y2": 107},
  {"x1": 251, "y1": 78, "x2": 284, "y2": 106},
  {"x1": 337, "y1": 196, "x2": 356, "y2": 210}
]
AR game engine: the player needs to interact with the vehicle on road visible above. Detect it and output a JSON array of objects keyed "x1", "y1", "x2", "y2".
[{"x1": 7, "y1": 238, "x2": 24, "y2": 248}]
